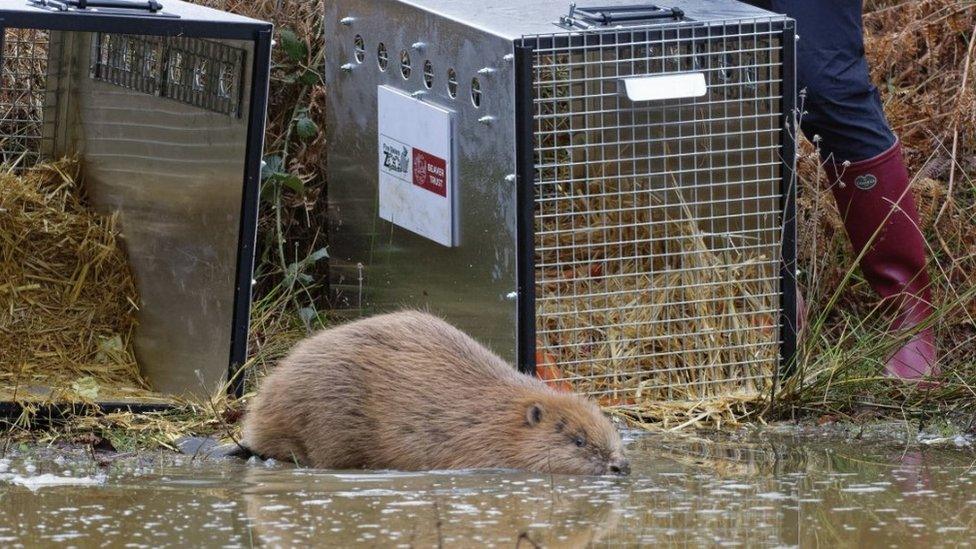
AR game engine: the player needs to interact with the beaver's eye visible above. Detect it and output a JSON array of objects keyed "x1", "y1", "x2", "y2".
[{"x1": 573, "y1": 436, "x2": 585, "y2": 448}]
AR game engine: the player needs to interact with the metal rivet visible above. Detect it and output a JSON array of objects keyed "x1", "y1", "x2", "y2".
[
  {"x1": 505, "y1": 291, "x2": 518, "y2": 300},
  {"x1": 503, "y1": 54, "x2": 515, "y2": 62},
  {"x1": 505, "y1": 174, "x2": 516, "y2": 183},
  {"x1": 478, "y1": 116, "x2": 495, "y2": 125},
  {"x1": 411, "y1": 41, "x2": 426, "y2": 52},
  {"x1": 340, "y1": 16, "x2": 356, "y2": 26},
  {"x1": 410, "y1": 90, "x2": 427, "y2": 98},
  {"x1": 340, "y1": 63, "x2": 355, "y2": 72},
  {"x1": 477, "y1": 67, "x2": 496, "y2": 76}
]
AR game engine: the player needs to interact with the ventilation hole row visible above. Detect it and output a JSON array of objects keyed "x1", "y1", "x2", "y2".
[{"x1": 360, "y1": 36, "x2": 482, "y2": 107}]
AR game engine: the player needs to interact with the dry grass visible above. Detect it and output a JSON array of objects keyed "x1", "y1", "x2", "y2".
[
  {"x1": 0, "y1": 160, "x2": 158, "y2": 405},
  {"x1": 535, "y1": 177, "x2": 778, "y2": 409}
]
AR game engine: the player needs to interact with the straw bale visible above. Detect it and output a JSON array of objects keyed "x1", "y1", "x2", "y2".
[{"x1": 0, "y1": 160, "x2": 155, "y2": 403}]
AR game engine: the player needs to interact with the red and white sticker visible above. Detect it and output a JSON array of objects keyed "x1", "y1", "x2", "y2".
[
  {"x1": 377, "y1": 86, "x2": 456, "y2": 247},
  {"x1": 412, "y1": 148, "x2": 447, "y2": 197}
]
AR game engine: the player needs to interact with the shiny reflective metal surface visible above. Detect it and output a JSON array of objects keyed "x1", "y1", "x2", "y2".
[
  {"x1": 326, "y1": 0, "x2": 521, "y2": 362},
  {"x1": 46, "y1": 32, "x2": 254, "y2": 397}
]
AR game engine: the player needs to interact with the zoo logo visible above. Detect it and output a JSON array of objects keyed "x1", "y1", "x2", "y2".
[
  {"x1": 383, "y1": 143, "x2": 409, "y2": 175},
  {"x1": 854, "y1": 174, "x2": 878, "y2": 191}
]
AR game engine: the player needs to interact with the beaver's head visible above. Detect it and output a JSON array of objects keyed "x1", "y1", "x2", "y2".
[{"x1": 513, "y1": 393, "x2": 629, "y2": 476}]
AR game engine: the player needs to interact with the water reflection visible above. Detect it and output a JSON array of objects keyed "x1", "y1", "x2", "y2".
[
  {"x1": 0, "y1": 430, "x2": 974, "y2": 547},
  {"x1": 243, "y1": 467, "x2": 623, "y2": 547}
]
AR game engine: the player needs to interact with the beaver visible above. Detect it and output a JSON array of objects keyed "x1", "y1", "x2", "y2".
[{"x1": 240, "y1": 310, "x2": 629, "y2": 476}]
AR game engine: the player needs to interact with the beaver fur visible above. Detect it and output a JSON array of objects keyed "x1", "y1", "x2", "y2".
[{"x1": 241, "y1": 310, "x2": 629, "y2": 475}]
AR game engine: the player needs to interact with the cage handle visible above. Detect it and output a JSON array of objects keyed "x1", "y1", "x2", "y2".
[
  {"x1": 620, "y1": 73, "x2": 707, "y2": 102},
  {"x1": 569, "y1": 4, "x2": 685, "y2": 25},
  {"x1": 30, "y1": 0, "x2": 165, "y2": 12},
  {"x1": 72, "y1": 0, "x2": 163, "y2": 12}
]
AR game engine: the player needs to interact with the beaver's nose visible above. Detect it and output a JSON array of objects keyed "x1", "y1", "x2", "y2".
[{"x1": 608, "y1": 459, "x2": 630, "y2": 476}]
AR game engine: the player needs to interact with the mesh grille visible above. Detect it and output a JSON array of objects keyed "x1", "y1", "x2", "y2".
[
  {"x1": 0, "y1": 30, "x2": 247, "y2": 171},
  {"x1": 527, "y1": 20, "x2": 786, "y2": 404},
  {"x1": 90, "y1": 34, "x2": 162, "y2": 96},
  {"x1": 0, "y1": 28, "x2": 51, "y2": 168},
  {"x1": 91, "y1": 34, "x2": 246, "y2": 117}
]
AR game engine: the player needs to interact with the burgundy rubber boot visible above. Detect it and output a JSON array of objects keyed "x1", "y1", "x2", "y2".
[{"x1": 825, "y1": 141, "x2": 939, "y2": 380}]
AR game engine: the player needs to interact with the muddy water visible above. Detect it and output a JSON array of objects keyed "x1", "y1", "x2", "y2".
[{"x1": 1, "y1": 430, "x2": 974, "y2": 547}]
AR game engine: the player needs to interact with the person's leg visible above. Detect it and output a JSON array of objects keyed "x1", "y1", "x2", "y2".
[{"x1": 743, "y1": 0, "x2": 938, "y2": 378}]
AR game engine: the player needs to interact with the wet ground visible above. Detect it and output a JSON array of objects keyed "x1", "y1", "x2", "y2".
[{"x1": 1, "y1": 426, "x2": 975, "y2": 547}]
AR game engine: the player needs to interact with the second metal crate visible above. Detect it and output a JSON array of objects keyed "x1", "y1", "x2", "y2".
[{"x1": 326, "y1": 0, "x2": 798, "y2": 405}]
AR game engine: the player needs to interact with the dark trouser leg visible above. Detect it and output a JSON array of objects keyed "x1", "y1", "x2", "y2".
[{"x1": 743, "y1": 0, "x2": 938, "y2": 378}]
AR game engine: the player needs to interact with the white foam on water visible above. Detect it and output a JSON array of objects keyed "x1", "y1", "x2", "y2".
[
  {"x1": 1, "y1": 473, "x2": 104, "y2": 492},
  {"x1": 301, "y1": 499, "x2": 333, "y2": 506},
  {"x1": 48, "y1": 532, "x2": 85, "y2": 542},
  {"x1": 841, "y1": 485, "x2": 887, "y2": 494},
  {"x1": 332, "y1": 489, "x2": 407, "y2": 498},
  {"x1": 386, "y1": 501, "x2": 432, "y2": 507},
  {"x1": 331, "y1": 472, "x2": 424, "y2": 481}
]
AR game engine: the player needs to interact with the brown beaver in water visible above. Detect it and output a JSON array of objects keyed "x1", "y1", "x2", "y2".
[{"x1": 241, "y1": 310, "x2": 629, "y2": 476}]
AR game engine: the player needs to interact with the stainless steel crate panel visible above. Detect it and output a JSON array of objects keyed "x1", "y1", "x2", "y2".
[
  {"x1": 327, "y1": 0, "x2": 521, "y2": 362},
  {"x1": 48, "y1": 32, "x2": 255, "y2": 396}
]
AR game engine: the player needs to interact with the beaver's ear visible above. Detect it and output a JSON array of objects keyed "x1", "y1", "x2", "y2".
[{"x1": 526, "y1": 403, "x2": 544, "y2": 426}]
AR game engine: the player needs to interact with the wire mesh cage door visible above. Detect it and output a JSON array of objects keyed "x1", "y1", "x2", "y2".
[
  {"x1": 0, "y1": 27, "x2": 55, "y2": 168},
  {"x1": 524, "y1": 19, "x2": 796, "y2": 406}
]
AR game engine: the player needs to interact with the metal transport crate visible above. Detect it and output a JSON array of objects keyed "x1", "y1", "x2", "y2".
[
  {"x1": 0, "y1": 0, "x2": 272, "y2": 414},
  {"x1": 326, "y1": 1, "x2": 797, "y2": 405}
]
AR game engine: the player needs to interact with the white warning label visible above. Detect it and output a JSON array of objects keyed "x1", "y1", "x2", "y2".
[{"x1": 377, "y1": 86, "x2": 456, "y2": 247}]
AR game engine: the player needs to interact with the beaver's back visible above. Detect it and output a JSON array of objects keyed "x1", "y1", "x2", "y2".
[
  {"x1": 281, "y1": 310, "x2": 534, "y2": 398},
  {"x1": 242, "y1": 310, "x2": 547, "y2": 468}
]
